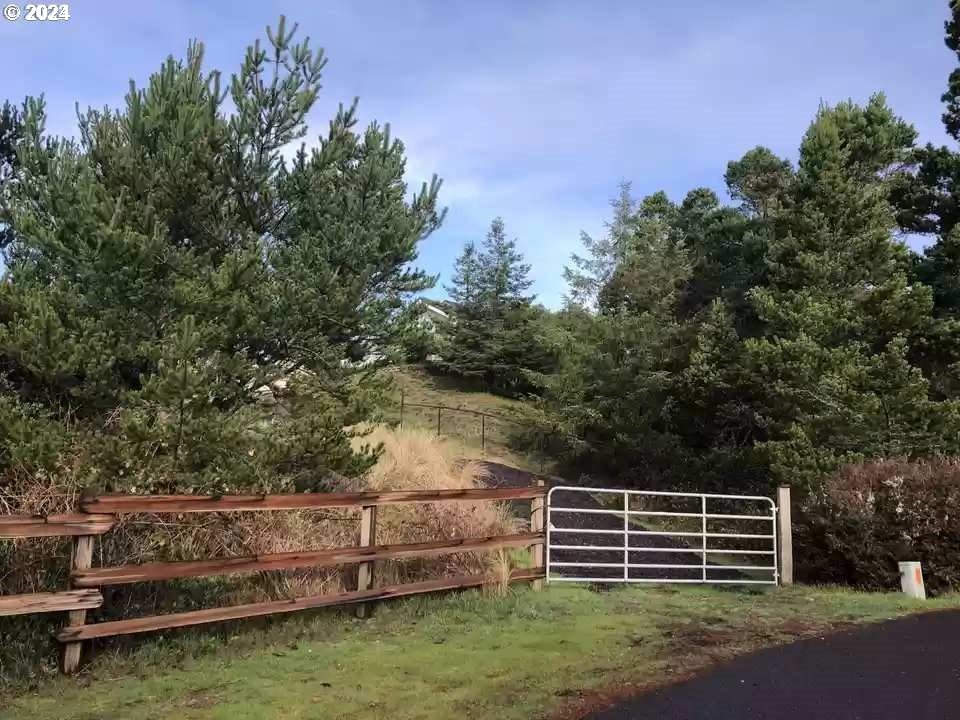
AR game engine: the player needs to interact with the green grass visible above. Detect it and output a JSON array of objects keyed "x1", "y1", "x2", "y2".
[
  {"x1": 5, "y1": 583, "x2": 959, "y2": 720},
  {"x1": 385, "y1": 365, "x2": 547, "y2": 473}
]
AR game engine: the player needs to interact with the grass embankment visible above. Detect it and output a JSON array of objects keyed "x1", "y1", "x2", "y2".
[
  {"x1": 386, "y1": 365, "x2": 544, "y2": 473},
  {"x1": 5, "y1": 583, "x2": 958, "y2": 720}
]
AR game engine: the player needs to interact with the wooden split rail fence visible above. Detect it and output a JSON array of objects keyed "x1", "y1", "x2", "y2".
[{"x1": 0, "y1": 485, "x2": 547, "y2": 674}]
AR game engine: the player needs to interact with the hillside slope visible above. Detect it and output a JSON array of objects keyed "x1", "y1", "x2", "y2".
[{"x1": 384, "y1": 365, "x2": 547, "y2": 473}]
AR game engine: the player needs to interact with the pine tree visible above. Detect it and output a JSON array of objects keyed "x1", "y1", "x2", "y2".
[
  {"x1": 0, "y1": 99, "x2": 23, "y2": 252},
  {"x1": 943, "y1": 0, "x2": 960, "y2": 140},
  {"x1": 441, "y1": 218, "x2": 554, "y2": 395},
  {"x1": 881, "y1": 3, "x2": 960, "y2": 401},
  {"x1": 675, "y1": 185, "x2": 770, "y2": 326},
  {"x1": 0, "y1": 18, "x2": 443, "y2": 495},
  {"x1": 892, "y1": 2, "x2": 960, "y2": 314},
  {"x1": 482, "y1": 217, "x2": 533, "y2": 307},
  {"x1": 537, "y1": 96, "x2": 960, "y2": 496},
  {"x1": 535, "y1": 191, "x2": 696, "y2": 483},
  {"x1": 441, "y1": 241, "x2": 489, "y2": 382},
  {"x1": 724, "y1": 146, "x2": 793, "y2": 219},
  {"x1": 599, "y1": 191, "x2": 688, "y2": 316},
  {"x1": 446, "y1": 241, "x2": 481, "y2": 307},
  {"x1": 744, "y1": 95, "x2": 960, "y2": 491},
  {"x1": 563, "y1": 182, "x2": 635, "y2": 308}
]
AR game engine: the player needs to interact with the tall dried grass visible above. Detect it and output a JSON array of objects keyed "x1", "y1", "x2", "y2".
[
  {"x1": 2, "y1": 426, "x2": 519, "y2": 608},
  {"x1": 0, "y1": 465, "x2": 82, "y2": 597},
  {"x1": 350, "y1": 426, "x2": 520, "y2": 585}
]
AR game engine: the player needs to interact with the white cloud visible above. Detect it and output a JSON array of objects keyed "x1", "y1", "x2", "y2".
[{"x1": 4, "y1": 0, "x2": 952, "y2": 303}]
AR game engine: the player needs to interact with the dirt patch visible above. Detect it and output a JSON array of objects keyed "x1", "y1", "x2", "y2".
[
  {"x1": 176, "y1": 688, "x2": 224, "y2": 710},
  {"x1": 662, "y1": 615, "x2": 855, "y2": 659},
  {"x1": 548, "y1": 673, "x2": 700, "y2": 720}
]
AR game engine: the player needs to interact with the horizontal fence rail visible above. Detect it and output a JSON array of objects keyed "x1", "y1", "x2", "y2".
[
  {"x1": 396, "y1": 395, "x2": 680, "y2": 468},
  {"x1": 71, "y1": 532, "x2": 541, "y2": 587},
  {"x1": 82, "y1": 486, "x2": 544, "y2": 514},
  {"x1": 57, "y1": 568, "x2": 543, "y2": 642},
  {"x1": 3, "y1": 481, "x2": 794, "y2": 678},
  {"x1": 0, "y1": 514, "x2": 115, "y2": 538},
  {"x1": 546, "y1": 486, "x2": 779, "y2": 586},
  {"x1": 399, "y1": 399, "x2": 520, "y2": 421},
  {"x1": 0, "y1": 589, "x2": 104, "y2": 617},
  {"x1": 1, "y1": 484, "x2": 547, "y2": 674}
]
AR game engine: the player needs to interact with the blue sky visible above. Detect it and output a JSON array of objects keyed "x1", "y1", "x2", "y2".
[{"x1": 1, "y1": 1, "x2": 955, "y2": 306}]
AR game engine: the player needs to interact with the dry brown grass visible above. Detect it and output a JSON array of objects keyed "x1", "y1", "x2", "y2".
[
  {"x1": 2, "y1": 426, "x2": 519, "y2": 604},
  {"x1": 384, "y1": 364, "x2": 547, "y2": 473},
  {"x1": 351, "y1": 426, "x2": 520, "y2": 586},
  {"x1": 0, "y1": 465, "x2": 83, "y2": 596}
]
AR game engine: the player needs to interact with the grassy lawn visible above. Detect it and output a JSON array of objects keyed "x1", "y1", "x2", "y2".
[
  {"x1": 4, "y1": 583, "x2": 959, "y2": 720},
  {"x1": 385, "y1": 365, "x2": 545, "y2": 472}
]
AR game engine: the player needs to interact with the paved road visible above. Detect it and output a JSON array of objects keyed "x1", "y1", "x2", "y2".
[{"x1": 586, "y1": 611, "x2": 960, "y2": 720}]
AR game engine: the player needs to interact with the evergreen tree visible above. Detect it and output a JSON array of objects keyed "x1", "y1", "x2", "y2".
[
  {"x1": 724, "y1": 146, "x2": 793, "y2": 219},
  {"x1": 535, "y1": 190, "x2": 697, "y2": 483},
  {"x1": 883, "y1": 2, "x2": 960, "y2": 401},
  {"x1": 0, "y1": 18, "x2": 443, "y2": 495},
  {"x1": 563, "y1": 182, "x2": 635, "y2": 308},
  {"x1": 537, "y1": 94, "x2": 960, "y2": 497},
  {"x1": 0, "y1": 99, "x2": 24, "y2": 252},
  {"x1": 441, "y1": 241, "x2": 489, "y2": 382},
  {"x1": 892, "y1": 2, "x2": 960, "y2": 315},
  {"x1": 943, "y1": 0, "x2": 960, "y2": 140},
  {"x1": 744, "y1": 96, "x2": 959, "y2": 491},
  {"x1": 599, "y1": 191, "x2": 687, "y2": 315},
  {"x1": 483, "y1": 217, "x2": 533, "y2": 307},
  {"x1": 442, "y1": 218, "x2": 554, "y2": 395},
  {"x1": 446, "y1": 240, "x2": 482, "y2": 307},
  {"x1": 676, "y1": 190, "x2": 770, "y2": 327}
]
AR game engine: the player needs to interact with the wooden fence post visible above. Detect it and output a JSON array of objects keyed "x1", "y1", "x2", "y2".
[
  {"x1": 62, "y1": 534, "x2": 94, "y2": 673},
  {"x1": 436, "y1": 406, "x2": 442, "y2": 437},
  {"x1": 399, "y1": 390, "x2": 405, "y2": 429},
  {"x1": 776, "y1": 485, "x2": 793, "y2": 586},
  {"x1": 530, "y1": 482, "x2": 545, "y2": 591},
  {"x1": 356, "y1": 504, "x2": 378, "y2": 618}
]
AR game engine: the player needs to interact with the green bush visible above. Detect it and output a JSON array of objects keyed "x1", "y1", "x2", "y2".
[
  {"x1": 398, "y1": 324, "x2": 440, "y2": 363},
  {"x1": 796, "y1": 457, "x2": 960, "y2": 594}
]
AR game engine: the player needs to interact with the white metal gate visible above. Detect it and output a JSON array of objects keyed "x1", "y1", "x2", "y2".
[{"x1": 546, "y1": 486, "x2": 778, "y2": 585}]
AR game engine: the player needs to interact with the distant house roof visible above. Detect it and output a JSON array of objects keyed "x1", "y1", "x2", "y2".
[{"x1": 421, "y1": 303, "x2": 449, "y2": 320}]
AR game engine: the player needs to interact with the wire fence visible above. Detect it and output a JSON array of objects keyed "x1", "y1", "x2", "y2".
[
  {"x1": 391, "y1": 392, "x2": 620, "y2": 473},
  {"x1": 392, "y1": 392, "x2": 578, "y2": 474},
  {"x1": 395, "y1": 391, "x2": 527, "y2": 454}
]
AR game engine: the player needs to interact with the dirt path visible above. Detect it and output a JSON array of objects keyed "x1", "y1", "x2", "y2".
[
  {"x1": 585, "y1": 610, "x2": 960, "y2": 720},
  {"x1": 475, "y1": 462, "x2": 739, "y2": 580},
  {"x1": 473, "y1": 460, "x2": 556, "y2": 490}
]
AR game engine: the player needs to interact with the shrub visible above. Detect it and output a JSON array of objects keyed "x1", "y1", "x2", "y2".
[
  {"x1": 397, "y1": 322, "x2": 440, "y2": 363},
  {"x1": 796, "y1": 457, "x2": 960, "y2": 594}
]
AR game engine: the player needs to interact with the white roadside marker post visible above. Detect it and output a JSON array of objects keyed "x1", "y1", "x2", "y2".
[{"x1": 899, "y1": 561, "x2": 926, "y2": 600}]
